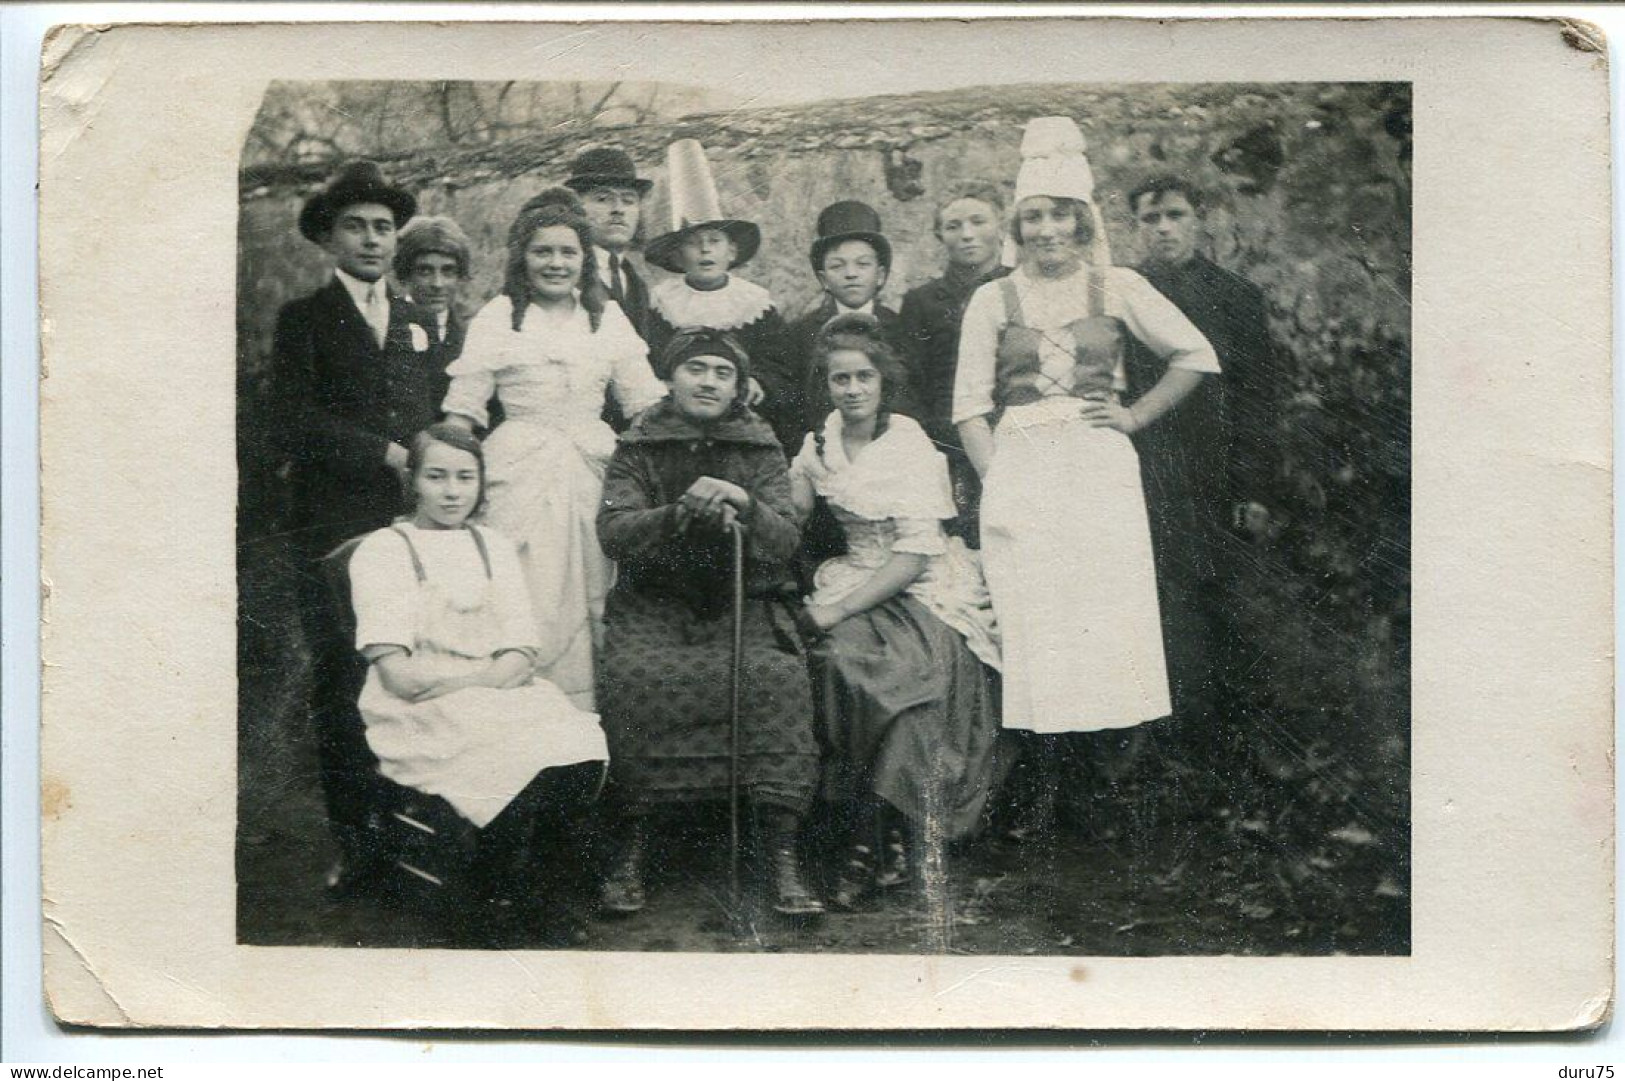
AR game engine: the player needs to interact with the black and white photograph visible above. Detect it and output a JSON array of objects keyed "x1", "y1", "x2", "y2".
[
  {"x1": 235, "y1": 73, "x2": 1411, "y2": 957},
  {"x1": 34, "y1": 15, "x2": 1610, "y2": 1033}
]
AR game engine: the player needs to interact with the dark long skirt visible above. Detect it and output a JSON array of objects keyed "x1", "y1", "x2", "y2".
[
  {"x1": 811, "y1": 595, "x2": 1000, "y2": 840},
  {"x1": 598, "y1": 588, "x2": 820, "y2": 814}
]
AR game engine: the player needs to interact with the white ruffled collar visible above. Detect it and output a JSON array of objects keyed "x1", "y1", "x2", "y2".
[
  {"x1": 651, "y1": 276, "x2": 774, "y2": 331},
  {"x1": 792, "y1": 411, "x2": 955, "y2": 523}
]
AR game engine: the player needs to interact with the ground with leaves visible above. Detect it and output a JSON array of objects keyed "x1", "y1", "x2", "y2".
[{"x1": 238, "y1": 529, "x2": 1408, "y2": 956}]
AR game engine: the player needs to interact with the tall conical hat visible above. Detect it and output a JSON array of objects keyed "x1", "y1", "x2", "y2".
[
  {"x1": 644, "y1": 139, "x2": 761, "y2": 274},
  {"x1": 1011, "y1": 116, "x2": 1112, "y2": 266}
]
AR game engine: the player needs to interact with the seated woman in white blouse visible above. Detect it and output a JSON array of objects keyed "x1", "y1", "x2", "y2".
[
  {"x1": 790, "y1": 314, "x2": 1003, "y2": 910},
  {"x1": 349, "y1": 423, "x2": 609, "y2": 947},
  {"x1": 441, "y1": 187, "x2": 667, "y2": 712}
]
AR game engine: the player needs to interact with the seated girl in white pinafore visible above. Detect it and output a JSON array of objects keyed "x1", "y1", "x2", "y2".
[{"x1": 348, "y1": 423, "x2": 609, "y2": 946}]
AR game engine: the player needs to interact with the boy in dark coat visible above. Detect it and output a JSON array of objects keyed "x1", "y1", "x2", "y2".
[
  {"x1": 1125, "y1": 174, "x2": 1281, "y2": 726},
  {"x1": 271, "y1": 160, "x2": 444, "y2": 892},
  {"x1": 897, "y1": 181, "x2": 1012, "y2": 546},
  {"x1": 783, "y1": 201, "x2": 912, "y2": 444},
  {"x1": 595, "y1": 330, "x2": 824, "y2": 919},
  {"x1": 783, "y1": 201, "x2": 913, "y2": 573}
]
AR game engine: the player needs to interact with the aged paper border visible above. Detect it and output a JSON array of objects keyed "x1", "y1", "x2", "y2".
[{"x1": 36, "y1": 14, "x2": 1613, "y2": 1031}]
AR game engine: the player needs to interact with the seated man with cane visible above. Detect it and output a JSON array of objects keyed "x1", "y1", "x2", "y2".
[{"x1": 594, "y1": 329, "x2": 825, "y2": 918}]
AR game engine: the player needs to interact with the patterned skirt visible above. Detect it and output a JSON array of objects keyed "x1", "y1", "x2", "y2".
[{"x1": 597, "y1": 588, "x2": 820, "y2": 814}]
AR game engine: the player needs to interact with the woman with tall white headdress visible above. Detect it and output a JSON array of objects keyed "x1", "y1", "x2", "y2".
[{"x1": 953, "y1": 117, "x2": 1220, "y2": 836}]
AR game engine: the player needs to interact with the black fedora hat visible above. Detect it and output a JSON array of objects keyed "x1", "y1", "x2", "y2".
[
  {"x1": 809, "y1": 200, "x2": 892, "y2": 271},
  {"x1": 563, "y1": 146, "x2": 653, "y2": 195},
  {"x1": 299, "y1": 160, "x2": 417, "y2": 243}
]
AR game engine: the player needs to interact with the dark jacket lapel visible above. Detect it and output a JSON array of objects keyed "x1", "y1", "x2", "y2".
[{"x1": 320, "y1": 275, "x2": 386, "y2": 358}]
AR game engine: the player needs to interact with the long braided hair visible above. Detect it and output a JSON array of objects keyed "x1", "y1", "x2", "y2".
[
  {"x1": 503, "y1": 186, "x2": 608, "y2": 333},
  {"x1": 807, "y1": 312, "x2": 909, "y2": 463}
]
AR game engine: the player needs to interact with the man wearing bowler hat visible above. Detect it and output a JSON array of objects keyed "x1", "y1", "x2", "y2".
[
  {"x1": 564, "y1": 145, "x2": 655, "y2": 340},
  {"x1": 271, "y1": 159, "x2": 445, "y2": 894},
  {"x1": 564, "y1": 146, "x2": 654, "y2": 432}
]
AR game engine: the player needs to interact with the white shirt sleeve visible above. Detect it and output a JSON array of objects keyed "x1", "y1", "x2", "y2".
[
  {"x1": 441, "y1": 304, "x2": 502, "y2": 427},
  {"x1": 891, "y1": 517, "x2": 949, "y2": 558},
  {"x1": 603, "y1": 302, "x2": 668, "y2": 419},
  {"x1": 787, "y1": 430, "x2": 823, "y2": 484},
  {"x1": 951, "y1": 282, "x2": 1005, "y2": 426},
  {"x1": 349, "y1": 530, "x2": 417, "y2": 654},
  {"x1": 1109, "y1": 267, "x2": 1221, "y2": 374}
]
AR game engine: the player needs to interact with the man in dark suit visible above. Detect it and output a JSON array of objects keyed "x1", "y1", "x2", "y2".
[
  {"x1": 272, "y1": 160, "x2": 444, "y2": 892},
  {"x1": 896, "y1": 181, "x2": 1012, "y2": 547},
  {"x1": 562, "y1": 145, "x2": 655, "y2": 432},
  {"x1": 1124, "y1": 174, "x2": 1281, "y2": 730}
]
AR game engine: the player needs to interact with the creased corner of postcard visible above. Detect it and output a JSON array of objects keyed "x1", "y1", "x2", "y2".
[
  {"x1": 39, "y1": 23, "x2": 126, "y2": 169},
  {"x1": 42, "y1": 897, "x2": 134, "y2": 1028}
]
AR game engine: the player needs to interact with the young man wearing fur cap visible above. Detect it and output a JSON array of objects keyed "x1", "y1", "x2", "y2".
[
  {"x1": 393, "y1": 213, "x2": 473, "y2": 361},
  {"x1": 270, "y1": 160, "x2": 444, "y2": 894}
]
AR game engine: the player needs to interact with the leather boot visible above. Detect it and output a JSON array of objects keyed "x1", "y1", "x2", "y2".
[
  {"x1": 599, "y1": 817, "x2": 649, "y2": 914},
  {"x1": 761, "y1": 811, "x2": 825, "y2": 917}
]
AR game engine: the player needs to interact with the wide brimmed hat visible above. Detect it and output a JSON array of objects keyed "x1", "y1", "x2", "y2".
[
  {"x1": 299, "y1": 160, "x2": 417, "y2": 243},
  {"x1": 393, "y1": 215, "x2": 473, "y2": 278},
  {"x1": 644, "y1": 139, "x2": 761, "y2": 274},
  {"x1": 808, "y1": 200, "x2": 891, "y2": 271},
  {"x1": 563, "y1": 146, "x2": 653, "y2": 195}
]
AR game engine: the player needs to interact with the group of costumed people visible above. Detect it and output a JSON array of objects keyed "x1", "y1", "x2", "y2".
[{"x1": 272, "y1": 114, "x2": 1276, "y2": 945}]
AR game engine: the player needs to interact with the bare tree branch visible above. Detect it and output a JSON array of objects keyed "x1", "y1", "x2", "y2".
[{"x1": 587, "y1": 81, "x2": 623, "y2": 120}]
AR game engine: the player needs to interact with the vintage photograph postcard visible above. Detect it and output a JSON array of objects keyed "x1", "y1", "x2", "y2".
[{"x1": 38, "y1": 14, "x2": 1611, "y2": 1030}]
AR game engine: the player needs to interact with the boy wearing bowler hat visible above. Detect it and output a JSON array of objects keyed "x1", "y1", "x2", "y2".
[
  {"x1": 785, "y1": 200, "x2": 914, "y2": 442},
  {"x1": 271, "y1": 160, "x2": 445, "y2": 894}
]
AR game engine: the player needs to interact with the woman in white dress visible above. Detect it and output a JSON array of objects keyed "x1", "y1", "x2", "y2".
[
  {"x1": 443, "y1": 188, "x2": 667, "y2": 710},
  {"x1": 349, "y1": 423, "x2": 609, "y2": 945},
  {"x1": 953, "y1": 118, "x2": 1219, "y2": 836}
]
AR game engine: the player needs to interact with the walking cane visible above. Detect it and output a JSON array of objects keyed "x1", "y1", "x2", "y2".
[{"x1": 727, "y1": 517, "x2": 746, "y2": 915}]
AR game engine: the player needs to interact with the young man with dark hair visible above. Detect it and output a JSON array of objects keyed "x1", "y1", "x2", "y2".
[
  {"x1": 563, "y1": 145, "x2": 654, "y2": 340},
  {"x1": 271, "y1": 160, "x2": 445, "y2": 894},
  {"x1": 1125, "y1": 173, "x2": 1281, "y2": 730}
]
